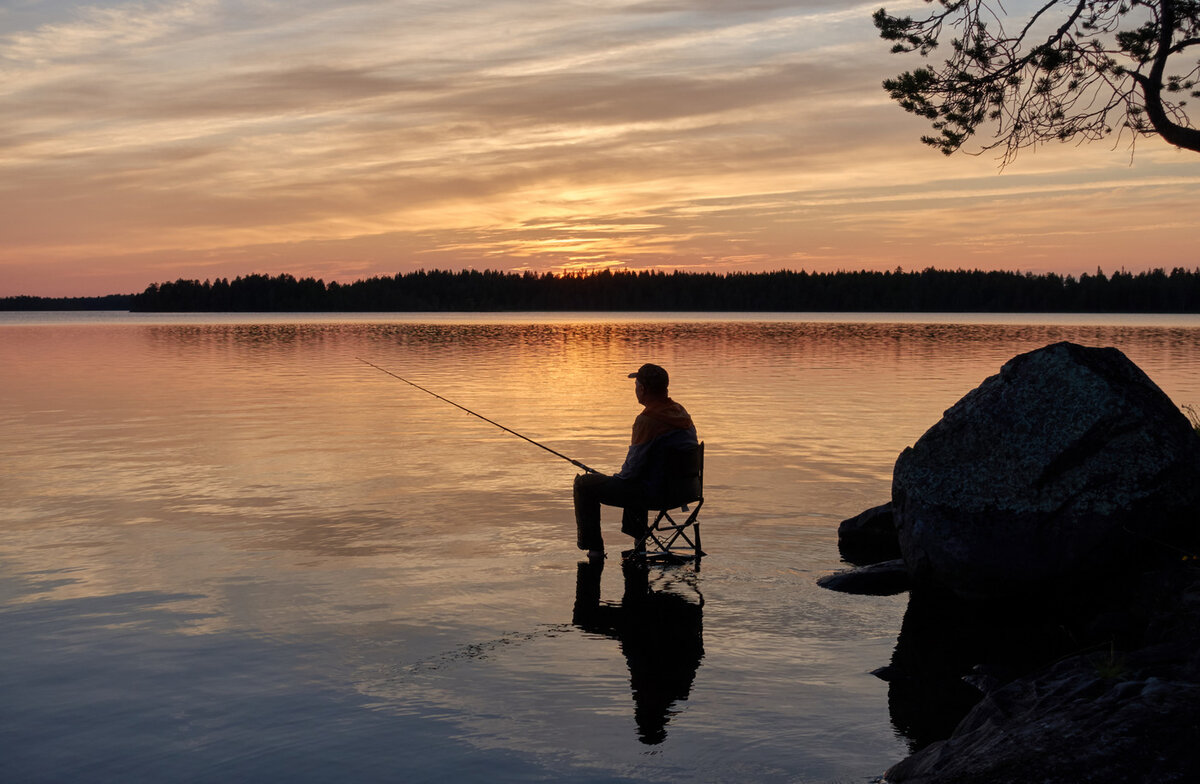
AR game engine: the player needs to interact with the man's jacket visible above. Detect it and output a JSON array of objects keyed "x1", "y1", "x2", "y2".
[{"x1": 615, "y1": 397, "x2": 698, "y2": 500}]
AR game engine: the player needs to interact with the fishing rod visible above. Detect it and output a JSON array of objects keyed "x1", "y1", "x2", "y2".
[{"x1": 356, "y1": 358, "x2": 598, "y2": 474}]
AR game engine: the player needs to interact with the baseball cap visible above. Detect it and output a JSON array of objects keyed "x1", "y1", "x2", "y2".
[{"x1": 628, "y1": 363, "x2": 669, "y2": 390}]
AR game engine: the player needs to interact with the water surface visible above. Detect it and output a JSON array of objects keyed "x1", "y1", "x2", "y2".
[{"x1": 3, "y1": 312, "x2": 1199, "y2": 782}]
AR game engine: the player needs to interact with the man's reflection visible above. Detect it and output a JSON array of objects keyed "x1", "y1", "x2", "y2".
[{"x1": 572, "y1": 557, "x2": 704, "y2": 744}]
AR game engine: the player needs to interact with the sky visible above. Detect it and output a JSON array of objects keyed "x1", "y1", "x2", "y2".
[{"x1": 2, "y1": 0, "x2": 1198, "y2": 297}]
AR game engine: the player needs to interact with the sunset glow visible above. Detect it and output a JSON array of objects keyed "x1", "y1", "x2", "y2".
[{"x1": 2, "y1": 0, "x2": 1198, "y2": 297}]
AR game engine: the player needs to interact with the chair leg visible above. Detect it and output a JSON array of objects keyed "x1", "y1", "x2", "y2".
[
  {"x1": 639, "y1": 501, "x2": 703, "y2": 562},
  {"x1": 688, "y1": 499, "x2": 705, "y2": 557},
  {"x1": 640, "y1": 510, "x2": 672, "y2": 555}
]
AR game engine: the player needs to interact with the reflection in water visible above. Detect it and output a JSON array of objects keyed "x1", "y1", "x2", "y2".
[
  {"x1": 5, "y1": 314, "x2": 1200, "y2": 781},
  {"x1": 877, "y1": 589, "x2": 1082, "y2": 752},
  {"x1": 572, "y1": 559, "x2": 704, "y2": 745}
]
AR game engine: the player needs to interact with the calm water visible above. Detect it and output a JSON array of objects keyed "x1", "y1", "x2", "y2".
[{"x1": 3, "y1": 312, "x2": 1200, "y2": 783}]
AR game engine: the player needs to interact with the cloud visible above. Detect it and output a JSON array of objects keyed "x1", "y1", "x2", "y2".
[{"x1": 0, "y1": 0, "x2": 1198, "y2": 296}]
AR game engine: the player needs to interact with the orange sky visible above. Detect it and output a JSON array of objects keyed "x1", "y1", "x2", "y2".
[{"x1": 2, "y1": 0, "x2": 1198, "y2": 297}]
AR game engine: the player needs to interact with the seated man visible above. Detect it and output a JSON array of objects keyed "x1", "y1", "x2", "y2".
[{"x1": 574, "y1": 363, "x2": 698, "y2": 559}]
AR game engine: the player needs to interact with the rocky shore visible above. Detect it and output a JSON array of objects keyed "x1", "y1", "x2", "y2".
[{"x1": 820, "y1": 342, "x2": 1200, "y2": 782}]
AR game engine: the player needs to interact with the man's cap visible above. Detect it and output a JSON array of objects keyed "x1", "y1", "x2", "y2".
[{"x1": 628, "y1": 363, "x2": 669, "y2": 389}]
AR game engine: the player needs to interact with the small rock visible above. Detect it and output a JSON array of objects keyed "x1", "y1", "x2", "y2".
[
  {"x1": 837, "y1": 502, "x2": 900, "y2": 565},
  {"x1": 817, "y1": 559, "x2": 909, "y2": 595}
]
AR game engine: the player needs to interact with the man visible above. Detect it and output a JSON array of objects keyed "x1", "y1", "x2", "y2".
[{"x1": 574, "y1": 363, "x2": 698, "y2": 559}]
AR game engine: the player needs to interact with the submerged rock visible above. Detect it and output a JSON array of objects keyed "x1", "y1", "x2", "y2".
[
  {"x1": 817, "y1": 559, "x2": 909, "y2": 595},
  {"x1": 879, "y1": 564, "x2": 1200, "y2": 782},
  {"x1": 884, "y1": 665, "x2": 1200, "y2": 783},
  {"x1": 892, "y1": 341, "x2": 1200, "y2": 601},
  {"x1": 875, "y1": 587, "x2": 1080, "y2": 751},
  {"x1": 882, "y1": 565, "x2": 1200, "y2": 783}
]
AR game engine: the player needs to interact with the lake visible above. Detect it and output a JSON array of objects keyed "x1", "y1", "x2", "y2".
[{"x1": 3, "y1": 312, "x2": 1200, "y2": 783}]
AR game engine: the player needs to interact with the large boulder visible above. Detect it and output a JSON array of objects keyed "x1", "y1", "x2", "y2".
[{"x1": 893, "y1": 341, "x2": 1200, "y2": 600}]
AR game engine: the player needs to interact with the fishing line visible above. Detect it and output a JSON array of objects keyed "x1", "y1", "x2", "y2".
[{"x1": 356, "y1": 358, "x2": 597, "y2": 474}]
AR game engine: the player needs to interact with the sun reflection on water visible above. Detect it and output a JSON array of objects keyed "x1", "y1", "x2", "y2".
[{"x1": 3, "y1": 314, "x2": 1200, "y2": 782}]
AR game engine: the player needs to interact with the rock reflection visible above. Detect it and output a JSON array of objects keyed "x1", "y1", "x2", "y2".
[
  {"x1": 877, "y1": 589, "x2": 1079, "y2": 752},
  {"x1": 572, "y1": 559, "x2": 704, "y2": 745}
]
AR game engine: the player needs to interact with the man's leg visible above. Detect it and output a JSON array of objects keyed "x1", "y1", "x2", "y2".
[
  {"x1": 573, "y1": 473, "x2": 608, "y2": 552},
  {"x1": 573, "y1": 473, "x2": 649, "y2": 553},
  {"x1": 620, "y1": 506, "x2": 649, "y2": 542}
]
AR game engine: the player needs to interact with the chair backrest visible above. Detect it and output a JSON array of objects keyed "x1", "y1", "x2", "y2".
[{"x1": 658, "y1": 441, "x2": 704, "y2": 509}]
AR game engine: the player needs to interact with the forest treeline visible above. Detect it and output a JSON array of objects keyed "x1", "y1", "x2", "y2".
[
  {"x1": 1, "y1": 293, "x2": 134, "y2": 310},
  {"x1": 8, "y1": 267, "x2": 1200, "y2": 312}
]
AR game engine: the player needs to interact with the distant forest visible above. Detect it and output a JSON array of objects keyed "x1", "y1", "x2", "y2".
[
  {"x1": 2, "y1": 293, "x2": 135, "y2": 310},
  {"x1": 7, "y1": 267, "x2": 1200, "y2": 312}
]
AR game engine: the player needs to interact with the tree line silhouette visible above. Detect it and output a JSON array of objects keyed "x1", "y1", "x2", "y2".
[
  {"x1": 1, "y1": 293, "x2": 134, "y2": 310},
  {"x1": 7, "y1": 268, "x2": 1200, "y2": 312}
]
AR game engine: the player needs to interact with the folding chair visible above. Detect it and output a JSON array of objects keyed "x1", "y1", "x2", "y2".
[{"x1": 634, "y1": 442, "x2": 706, "y2": 564}]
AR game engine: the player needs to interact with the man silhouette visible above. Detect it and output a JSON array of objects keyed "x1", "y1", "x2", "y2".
[{"x1": 573, "y1": 363, "x2": 698, "y2": 559}]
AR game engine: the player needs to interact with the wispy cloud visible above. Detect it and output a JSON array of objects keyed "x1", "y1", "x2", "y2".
[{"x1": 0, "y1": 0, "x2": 1197, "y2": 295}]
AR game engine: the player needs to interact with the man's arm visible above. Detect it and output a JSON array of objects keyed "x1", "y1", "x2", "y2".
[
  {"x1": 615, "y1": 425, "x2": 698, "y2": 481},
  {"x1": 614, "y1": 440, "x2": 653, "y2": 480}
]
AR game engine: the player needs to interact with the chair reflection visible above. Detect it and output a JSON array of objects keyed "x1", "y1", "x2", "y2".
[{"x1": 572, "y1": 558, "x2": 704, "y2": 745}]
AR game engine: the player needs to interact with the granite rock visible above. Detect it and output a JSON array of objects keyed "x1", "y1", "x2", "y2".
[{"x1": 892, "y1": 341, "x2": 1200, "y2": 600}]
